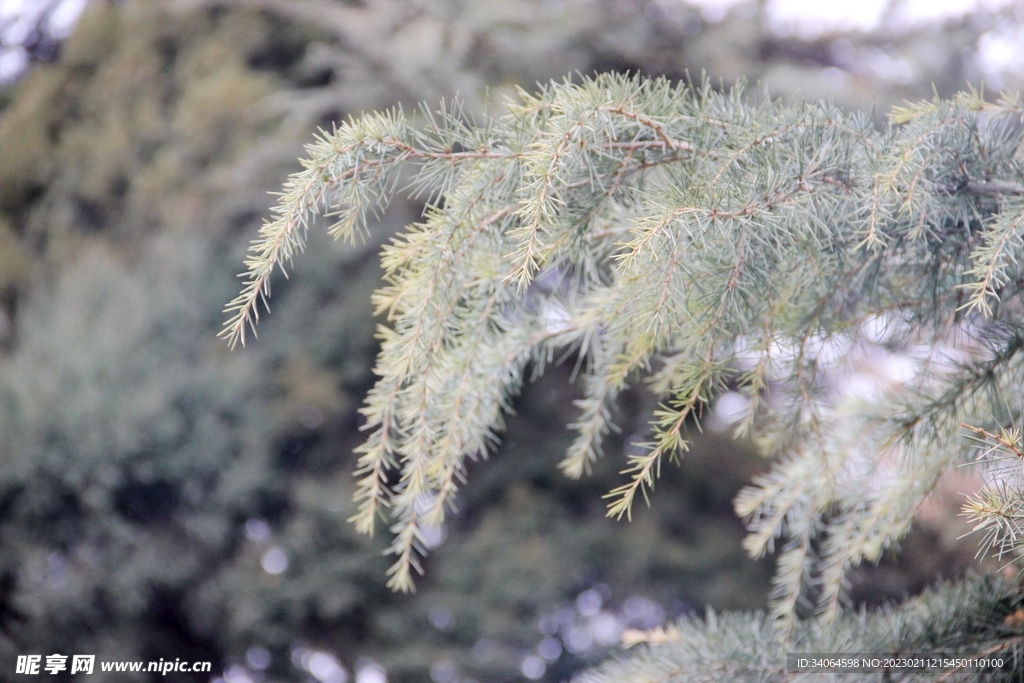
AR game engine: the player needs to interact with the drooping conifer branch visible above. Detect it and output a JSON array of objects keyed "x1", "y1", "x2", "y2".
[{"x1": 226, "y1": 76, "x2": 1024, "y2": 624}]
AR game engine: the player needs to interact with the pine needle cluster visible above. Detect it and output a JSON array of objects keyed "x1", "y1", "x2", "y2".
[
  {"x1": 962, "y1": 424, "x2": 1024, "y2": 566},
  {"x1": 224, "y1": 74, "x2": 1024, "y2": 630}
]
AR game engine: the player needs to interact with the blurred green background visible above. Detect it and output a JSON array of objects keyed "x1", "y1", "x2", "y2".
[{"x1": 0, "y1": 1, "x2": 1019, "y2": 681}]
